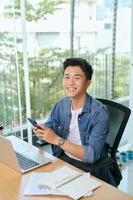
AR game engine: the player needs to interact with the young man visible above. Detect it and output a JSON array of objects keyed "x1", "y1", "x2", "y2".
[{"x1": 33, "y1": 58, "x2": 116, "y2": 186}]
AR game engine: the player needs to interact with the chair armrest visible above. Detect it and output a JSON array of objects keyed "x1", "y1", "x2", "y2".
[{"x1": 87, "y1": 157, "x2": 116, "y2": 169}]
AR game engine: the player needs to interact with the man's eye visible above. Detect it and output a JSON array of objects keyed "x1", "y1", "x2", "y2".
[{"x1": 75, "y1": 77, "x2": 81, "y2": 80}]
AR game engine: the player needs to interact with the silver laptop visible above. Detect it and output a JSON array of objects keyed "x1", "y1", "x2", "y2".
[{"x1": 0, "y1": 135, "x2": 52, "y2": 173}]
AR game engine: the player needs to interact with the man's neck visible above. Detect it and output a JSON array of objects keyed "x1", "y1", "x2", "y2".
[{"x1": 71, "y1": 94, "x2": 86, "y2": 110}]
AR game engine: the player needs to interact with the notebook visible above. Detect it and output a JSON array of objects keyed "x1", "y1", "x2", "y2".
[{"x1": 0, "y1": 135, "x2": 52, "y2": 173}]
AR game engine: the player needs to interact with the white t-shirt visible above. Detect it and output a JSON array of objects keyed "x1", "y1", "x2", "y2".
[{"x1": 65, "y1": 107, "x2": 82, "y2": 160}]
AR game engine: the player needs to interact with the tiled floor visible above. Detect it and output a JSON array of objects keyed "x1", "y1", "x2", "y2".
[{"x1": 42, "y1": 143, "x2": 133, "y2": 197}]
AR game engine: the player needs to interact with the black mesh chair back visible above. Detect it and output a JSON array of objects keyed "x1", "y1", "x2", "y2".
[
  {"x1": 88, "y1": 98, "x2": 131, "y2": 186},
  {"x1": 97, "y1": 98, "x2": 131, "y2": 158}
]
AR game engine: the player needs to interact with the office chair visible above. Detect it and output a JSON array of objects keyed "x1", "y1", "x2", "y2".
[{"x1": 88, "y1": 98, "x2": 131, "y2": 186}]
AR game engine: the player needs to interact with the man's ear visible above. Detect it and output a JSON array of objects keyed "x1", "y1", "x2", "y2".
[
  {"x1": 87, "y1": 80, "x2": 91, "y2": 87},
  {"x1": 85, "y1": 80, "x2": 91, "y2": 90}
]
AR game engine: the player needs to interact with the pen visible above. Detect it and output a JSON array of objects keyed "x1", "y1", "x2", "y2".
[{"x1": 55, "y1": 173, "x2": 82, "y2": 188}]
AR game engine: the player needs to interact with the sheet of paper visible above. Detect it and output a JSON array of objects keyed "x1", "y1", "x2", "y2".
[{"x1": 24, "y1": 172, "x2": 64, "y2": 196}]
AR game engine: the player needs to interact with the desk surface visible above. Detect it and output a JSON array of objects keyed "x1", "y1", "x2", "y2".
[{"x1": 0, "y1": 136, "x2": 133, "y2": 200}]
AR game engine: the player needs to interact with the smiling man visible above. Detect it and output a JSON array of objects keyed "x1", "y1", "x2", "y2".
[{"x1": 33, "y1": 58, "x2": 116, "y2": 186}]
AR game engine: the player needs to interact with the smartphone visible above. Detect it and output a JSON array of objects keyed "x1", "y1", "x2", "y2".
[{"x1": 28, "y1": 118, "x2": 43, "y2": 130}]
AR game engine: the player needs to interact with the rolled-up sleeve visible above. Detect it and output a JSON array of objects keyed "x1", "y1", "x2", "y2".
[{"x1": 82, "y1": 106, "x2": 109, "y2": 163}]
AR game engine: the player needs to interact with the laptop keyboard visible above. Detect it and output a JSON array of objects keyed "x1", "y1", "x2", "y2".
[{"x1": 15, "y1": 152, "x2": 39, "y2": 170}]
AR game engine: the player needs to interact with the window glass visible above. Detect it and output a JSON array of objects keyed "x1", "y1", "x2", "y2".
[{"x1": 0, "y1": 0, "x2": 131, "y2": 139}]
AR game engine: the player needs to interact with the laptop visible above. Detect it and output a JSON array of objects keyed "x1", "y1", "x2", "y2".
[{"x1": 0, "y1": 135, "x2": 52, "y2": 173}]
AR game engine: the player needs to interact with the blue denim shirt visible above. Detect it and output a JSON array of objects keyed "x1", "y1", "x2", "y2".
[{"x1": 45, "y1": 94, "x2": 109, "y2": 164}]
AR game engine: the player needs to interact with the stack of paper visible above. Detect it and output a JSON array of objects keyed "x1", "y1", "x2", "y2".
[{"x1": 24, "y1": 165, "x2": 102, "y2": 199}]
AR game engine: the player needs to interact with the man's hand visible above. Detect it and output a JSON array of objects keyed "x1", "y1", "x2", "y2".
[{"x1": 33, "y1": 125, "x2": 59, "y2": 145}]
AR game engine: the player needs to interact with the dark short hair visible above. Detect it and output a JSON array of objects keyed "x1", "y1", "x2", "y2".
[{"x1": 63, "y1": 57, "x2": 93, "y2": 80}]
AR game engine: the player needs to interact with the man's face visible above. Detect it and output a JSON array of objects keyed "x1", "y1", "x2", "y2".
[{"x1": 63, "y1": 66, "x2": 91, "y2": 99}]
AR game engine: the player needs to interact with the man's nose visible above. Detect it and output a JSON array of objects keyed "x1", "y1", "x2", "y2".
[{"x1": 68, "y1": 77, "x2": 75, "y2": 84}]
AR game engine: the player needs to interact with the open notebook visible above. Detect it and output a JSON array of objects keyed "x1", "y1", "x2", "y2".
[{"x1": 24, "y1": 165, "x2": 102, "y2": 199}]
